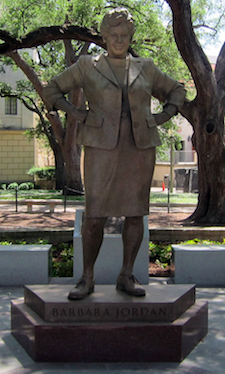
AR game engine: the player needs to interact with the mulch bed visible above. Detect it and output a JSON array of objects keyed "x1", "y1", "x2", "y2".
[
  {"x1": 148, "y1": 212, "x2": 191, "y2": 228},
  {"x1": 149, "y1": 262, "x2": 171, "y2": 277},
  {"x1": 0, "y1": 211, "x2": 76, "y2": 229},
  {"x1": 0, "y1": 211, "x2": 191, "y2": 229}
]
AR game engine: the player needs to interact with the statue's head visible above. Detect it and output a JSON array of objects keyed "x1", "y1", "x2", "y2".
[{"x1": 100, "y1": 7, "x2": 135, "y2": 41}]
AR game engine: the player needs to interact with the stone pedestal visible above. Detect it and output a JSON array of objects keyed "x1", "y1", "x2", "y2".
[
  {"x1": 11, "y1": 284, "x2": 208, "y2": 362},
  {"x1": 73, "y1": 210, "x2": 149, "y2": 284},
  {"x1": 172, "y1": 244, "x2": 225, "y2": 286},
  {"x1": 0, "y1": 245, "x2": 51, "y2": 286}
]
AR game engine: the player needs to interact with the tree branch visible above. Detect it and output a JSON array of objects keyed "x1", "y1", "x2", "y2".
[
  {"x1": 193, "y1": 23, "x2": 216, "y2": 32},
  {"x1": 215, "y1": 42, "x2": 225, "y2": 97},
  {"x1": 0, "y1": 30, "x2": 16, "y2": 46},
  {"x1": 64, "y1": 39, "x2": 77, "y2": 67},
  {"x1": 5, "y1": 50, "x2": 66, "y2": 145},
  {"x1": 46, "y1": 111, "x2": 65, "y2": 146},
  {"x1": 1, "y1": 24, "x2": 138, "y2": 57},
  {"x1": 0, "y1": 25, "x2": 104, "y2": 54},
  {"x1": 165, "y1": 0, "x2": 216, "y2": 102},
  {"x1": 6, "y1": 50, "x2": 43, "y2": 98}
]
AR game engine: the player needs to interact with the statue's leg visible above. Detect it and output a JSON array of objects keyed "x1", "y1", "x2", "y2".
[
  {"x1": 68, "y1": 216, "x2": 107, "y2": 300},
  {"x1": 82, "y1": 216, "x2": 107, "y2": 279},
  {"x1": 116, "y1": 216, "x2": 146, "y2": 297},
  {"x1": 121, "y1": 216, "x2": 144, "y2": 275}
]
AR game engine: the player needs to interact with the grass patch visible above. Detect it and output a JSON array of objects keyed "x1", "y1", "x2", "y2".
[
  {"x1": 0, "y1": 189, "x2": 197, "y2": 204},
  {"x1": 150, "y1": 192, "x2": 197, "y2": 204},
  {"x1": 0, "y1": 189, "x2": 85, "y2": 201}
]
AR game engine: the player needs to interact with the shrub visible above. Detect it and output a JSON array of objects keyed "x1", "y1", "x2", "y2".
[
  {"x1": 149, "y1": 242, "x2": 172, "y2": 266},
  {"x1": 52, "y1": 243, "x2": 73, "y2": 277},
  {"x1": 149, "y1": 238, "x2": 225, "y2": 268},
  {"x1": 0, "y1": 183, "x2": 7, "y2": 190},
  {"x1": 18, "y1": 182, "x2": 34, "y2": 190},
  {"x1": 27, "y1": 166, "x2": 55, "y2": 180},
  {"x1": 18, "y1": 182, "x2": 29, "y2": 190},
  {"x1": 27, "y1": 182, "x2": 34, "y2": 189},
  {"x1": 7, "y1": 182, "x2": 19, "y2": 190}
]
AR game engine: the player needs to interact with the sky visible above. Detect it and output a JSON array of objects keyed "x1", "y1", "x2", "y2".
[
  {"x1": 160, "y1": 0, "x2": 225, "y2": 59},
  {"x1": 204, "y1": 37, "x2": 224, "y2": 58}
]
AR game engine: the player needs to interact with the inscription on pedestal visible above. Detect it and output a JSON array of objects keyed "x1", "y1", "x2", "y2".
[{"x1": 49, "y1": 304, "x2": 172, "y2": 322}]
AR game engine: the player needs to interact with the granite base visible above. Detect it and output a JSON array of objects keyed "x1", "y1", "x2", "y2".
[{"x1": 11, "y1": 285, "x2": 208, "y2": 362}]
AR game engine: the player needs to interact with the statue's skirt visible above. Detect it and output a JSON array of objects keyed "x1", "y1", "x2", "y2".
[{"x1": 84, "y1": 115, "x2": 155, "y2": 218}]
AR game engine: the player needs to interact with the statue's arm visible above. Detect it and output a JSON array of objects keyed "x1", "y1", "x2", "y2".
[
  {"x1": 148, "y1": 60, "x2": 186, "y2": 125},
  {"x1": 42, "y1": 56, "x2": 87, "y2": 122},
  {"x1": 53, "y1": 97, "x2": 88, "y2": 122},
  {"x1": 153, "y1": 103, "x2": 178, "y2": 125}
]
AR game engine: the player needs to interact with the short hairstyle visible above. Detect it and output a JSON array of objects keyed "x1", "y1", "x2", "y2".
[{"x1": 100, "y1": 7, "x2": 135, "y2": 40}]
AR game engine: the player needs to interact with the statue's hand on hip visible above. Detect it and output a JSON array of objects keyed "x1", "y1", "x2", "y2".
[
  {"x1": 153, "y1": 111, "x2": 170, "y2": 126},
  {"x1": 70, "y1": 107, "x2": 88, "y2": 123}
]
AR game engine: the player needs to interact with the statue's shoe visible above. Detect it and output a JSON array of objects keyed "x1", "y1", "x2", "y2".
[
  {"x1": 116, "y1": 274, "x2": 146, "y2": 297},
  {"x1": 68, "y1": 277, "x2": 95, "y2": 300}
]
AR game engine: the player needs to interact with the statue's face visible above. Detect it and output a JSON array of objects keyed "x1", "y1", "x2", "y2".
[{"x1": 104, "y1": 23, "x2": 130, "y2": 59}]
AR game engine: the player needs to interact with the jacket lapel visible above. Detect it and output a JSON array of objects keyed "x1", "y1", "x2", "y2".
[
  {"x1": 93, "y1": 53, "x2": 144, "y2": 87},
  {"x1": 128, "y1": 55, "x2": 143, "y2": 87},
  {"x1": 93, "y1": 54, "x2": 119, "y2": 86}
]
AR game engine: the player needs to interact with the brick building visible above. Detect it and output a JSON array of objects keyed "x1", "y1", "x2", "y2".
[{"x1": 0, "y1": 63, "x2": 37, "y2": 184}]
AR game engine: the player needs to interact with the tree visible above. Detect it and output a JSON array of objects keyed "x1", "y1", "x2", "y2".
[
  {"x1": 0, "y1": 0, "x2": 186, "y2": 193},
  {"x1": 3, "y1": 1, "x2": 225, "y2": 219},
  {"x1": 164, "y1": 0, "x2": 225, "y2": 224},
  {"x1": 0, "y1": 78, "x2": 65, "y2": 189},
  {"x1": 0, "y1": 0, "x2": 106, "y2": 193}
]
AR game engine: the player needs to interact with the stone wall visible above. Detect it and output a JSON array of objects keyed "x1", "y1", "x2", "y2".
[{"x1": 0, "y1": 130, "x2": 35, "y2": 183}]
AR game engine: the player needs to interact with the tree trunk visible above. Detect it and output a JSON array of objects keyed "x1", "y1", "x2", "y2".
[
  {"x1": 51, "y1": 141, "x2": 65, "y2": 190},
  {"x1": 166, "y1": 0, "x2": 225, "y2": 224},
  {"x1": 60, "y1": 39, "x2": 87, "y2": 195},
  {"x1": 7, "y1": 49, "x2": 84, "y2": 194},
  {"x1": 188, "y1": 98, "x2": 225, "y2": 224},
  {"x1": 46, "y1": 109, "x2": 83, "y2": 194},
  {"x1": 62, "y1": 87, "x2": 84, "y2": 195},
  {"x1": 63, "y1": 144, "x2": 83, "y2": 195}
]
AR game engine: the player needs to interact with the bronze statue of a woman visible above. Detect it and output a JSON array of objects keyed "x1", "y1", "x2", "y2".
[{"x1": 43, "y1": 8, "x2": 186, "y2": 300}]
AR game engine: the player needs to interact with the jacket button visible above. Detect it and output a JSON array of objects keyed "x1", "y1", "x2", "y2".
[{"x1": 134, "y1": 122, "x2": 139, "y2": 128}]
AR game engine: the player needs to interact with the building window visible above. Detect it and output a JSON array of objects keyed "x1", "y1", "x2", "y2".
[{"x1": 5, "y1": 97, "x2": 17, "y2": 115}]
